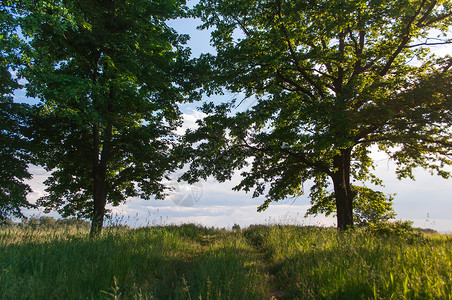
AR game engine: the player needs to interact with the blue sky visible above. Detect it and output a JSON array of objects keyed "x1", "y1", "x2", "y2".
[{"x1": 19, "y1": 8, "x2": 452, "y2": 233}]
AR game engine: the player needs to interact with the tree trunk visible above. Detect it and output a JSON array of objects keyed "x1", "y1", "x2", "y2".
[
  {"x1": 89, "y1": 124, "x2": 108, "y2": 237},
  {"x1": 90, "y1": 163, "x2": 107, "y2": 237},
  {"x1": 332, "y1": 149, "x2": 356, "y2": 230}
]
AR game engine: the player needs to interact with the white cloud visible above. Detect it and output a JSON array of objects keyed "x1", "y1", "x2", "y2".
[
  {"x1": 175, "y1": 110, "x2": 207, "y2": 135},
  {"x1": 24, "y1": 165, "x2": 49, "y2": 204}
]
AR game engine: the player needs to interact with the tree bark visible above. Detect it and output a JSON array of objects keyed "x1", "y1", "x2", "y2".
[
  {"x1": 331, "y1": 149, "x2": 356, "y2": 230},
  {"x1": 90, "y1": 166, "x2": 107, "y2": 237},
  {"x1": 90, "y1": 124, "x2": 108, "y2": 237},
  {"x1": 90, "y1": 162, "x2": 107, "y2": 237}
]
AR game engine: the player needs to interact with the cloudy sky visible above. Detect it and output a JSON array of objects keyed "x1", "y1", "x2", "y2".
[{"x1": 19, "y1": 9, "x2": 452, "y2": 233}]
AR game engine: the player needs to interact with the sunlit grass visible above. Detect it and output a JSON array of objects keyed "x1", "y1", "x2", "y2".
[
  {"x1": 244, "y1": 225, "x2": 452, "y2": 299},
  {"x1": 0, "y1": 224, "x2": 450, "y2": 299}
]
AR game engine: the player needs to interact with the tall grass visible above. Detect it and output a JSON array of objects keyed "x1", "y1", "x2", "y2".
[
  {"x1": 243, "y1": 225, "x2": 452, "y2": 299},
  {"x1": 0, "y1": 225, "x2": 268, "y2": 299},
  {"x1": 0, "y1": 224, "x2": 450, "y2": 299}
]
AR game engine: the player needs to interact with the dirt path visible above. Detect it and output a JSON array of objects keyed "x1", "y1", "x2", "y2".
[{"x1": 241, "y1": 229, "x2": 285, "y2": 300}]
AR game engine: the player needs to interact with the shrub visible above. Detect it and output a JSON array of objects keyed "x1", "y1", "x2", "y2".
[{"x1": 366, "y1": 220, "x2": 418, "y2": 237}]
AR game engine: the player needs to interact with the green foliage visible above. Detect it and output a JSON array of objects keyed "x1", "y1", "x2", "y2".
[
  {"x1": 8, "y1": 0, "x2": 201, "y2": 232},
  {"x1": 1, "y1": 224, "x2": 450, "y2": 299},
  {"x1": 352, "y1": 186, "x2": 395, "y2": 226},
  {"x1": 0, "y1": 101, "x2": 35, "y2": 221},
  {"x1": 183, "y1": 0, "x2": 452, "y2": 228},
  {"x1": 232, "y1": 222, "x2": 241, "y2": 230},
  {"x1": 366, "y1": 220, "x2": 418, "y2": 236},
  {"x1": 0, "y1": 3, "x2": 35, "y2": 220},
  {"x1": 307, "y1": 185, "x2": 396, "y2": 226}
]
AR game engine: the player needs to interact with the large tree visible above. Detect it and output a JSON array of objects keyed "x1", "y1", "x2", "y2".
[
  {"x1": 18, "y1": 0, "x2": 199, "y2": 235},
  {"x1": 0, "y1": 2, "x2": 34, "y2": 221},
  {"x1": 182, "y1": 0, "x2": 452, "y2": 229}
]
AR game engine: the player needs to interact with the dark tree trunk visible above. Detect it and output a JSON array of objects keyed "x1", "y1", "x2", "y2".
[
  {"x1": 331, "y1": 149, "x2": 356, "y2": 230},
  {"x1": 89, "y1": 124, "x2": 109, "y2": 237},
  {"x1": 90, "y1": 163, "x2": 107, "y2": 237}
]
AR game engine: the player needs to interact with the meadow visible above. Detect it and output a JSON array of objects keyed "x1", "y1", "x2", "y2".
[{"x1": 0, "y1": 223, "x2": 451, "y2": 299}]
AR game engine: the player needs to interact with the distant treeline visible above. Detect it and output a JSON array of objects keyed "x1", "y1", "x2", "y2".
[{"x1": 1, "y1": 216, "x2": 91, "y2": 230}]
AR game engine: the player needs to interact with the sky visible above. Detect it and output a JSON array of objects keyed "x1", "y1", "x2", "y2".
[{"x1": 18, "y1": 8, "x2": 452, "y2": 233}]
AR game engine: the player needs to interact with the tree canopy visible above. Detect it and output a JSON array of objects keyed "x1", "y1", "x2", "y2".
[
  {"x1": 0, "y1": 2, "x2": 34, "y2": 221},
  {"x1": 182, "y1": 0, "x2": 452, "y2": 229},
  {"x1": 15, "y1": 0, "x2": 200, "y2": 235}
]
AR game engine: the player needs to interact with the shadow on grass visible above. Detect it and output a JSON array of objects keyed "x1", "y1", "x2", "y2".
[{"x1": 0, "y1": 225, "x2": 268, "y2": 299}]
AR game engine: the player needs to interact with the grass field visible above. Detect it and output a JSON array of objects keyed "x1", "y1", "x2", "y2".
[{"x1": 1, "y1": 224, "x2": 451, "y2": 299}]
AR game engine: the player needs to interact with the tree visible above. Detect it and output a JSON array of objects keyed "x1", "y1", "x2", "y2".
[
  {"x1": 307, "y1": 184, "x2": 396, "y2": 226},
  {"x1": 182, "y1": 0, "x2": 452, "y2": 229},
  {"x1": 0, "y1": 2, "x2": 35, "y2": 221},
  {"x1": 17, "y1": 0, "x2": 200, "y2": 236}
]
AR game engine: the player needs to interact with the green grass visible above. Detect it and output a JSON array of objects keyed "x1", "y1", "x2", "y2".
[
  {"x1": 1, "y1": 224, "x2": 451, "y2": 299},
  {"x1": 244, "y1": 225, "x2": 452, "y2": 299}
]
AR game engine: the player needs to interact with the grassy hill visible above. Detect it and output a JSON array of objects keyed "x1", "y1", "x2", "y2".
[{"x1": 1, "y1": 224, "x2": 451, "y2": 299}]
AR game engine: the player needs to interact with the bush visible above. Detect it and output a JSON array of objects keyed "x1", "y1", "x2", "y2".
[
  {"x1": 353, "y1": 186, "x2": 395, "y2": 226},
  {"x1": 366, "y1": 220, "x2": 418, "y2": 236}
]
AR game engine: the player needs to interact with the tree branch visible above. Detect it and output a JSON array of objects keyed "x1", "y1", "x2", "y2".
[
  {"x1": 321, "y1": 39, "x2": 334, "y2": 74},
  {"x1": 238, "y1": 137, "x2": 333, "y2": 177},
  {"x1": 275, "y1": 0, "x2": 326, "y2": 98},
  {"x1": 233, "y1": 16, "x2": 252, "y2": 37},
  {"x1": 350, "y1": 30, "x2": 366, "y2": 77},
  {"x1": 276, "y1": 70, "x2": 315, "y2": 99},
  {"x1": 406, "y1": 40, "x2": 452, "y2": 48},
  {"x1": 422, "y1": 12, "x2": 452, "y2": 27},
  {"x1": 416, "y1": 0, "x2": 437, "y2": 27},
  {"x1": 379, "y1": 0, "x2": 429, "y2": 76},
  {"x1": 335, "y1": 33, "x2": 346, "y2": 93}
]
